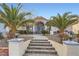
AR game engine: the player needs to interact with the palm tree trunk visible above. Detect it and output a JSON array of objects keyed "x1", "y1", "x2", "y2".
[
  {"x1": 32, "y1": 25, "x2": 33, "y2": 34},
  {"x1": 59, "y1": 29, "x2": 64, "y2": 43},
  {"x1": 8, "y1": 26, "x2": 16, "y2": 39},
  {"x1": 12, "y1": 27, "x2": 16, "y2": 36},
  {"x1": 48, "y1": 26, "x2": 51, "y2": 33}
]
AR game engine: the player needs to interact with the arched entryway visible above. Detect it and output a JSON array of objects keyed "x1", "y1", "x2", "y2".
[{"x1": 35, "y1": 21, "x2": 44, "y2": 34}]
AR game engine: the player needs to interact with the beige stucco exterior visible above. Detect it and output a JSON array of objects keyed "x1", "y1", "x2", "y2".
[
  {"x1": 8, "y1": 38, "x2": 31, "y2": 56},
  {"x1": 72, "y1": 23, "x2": 79, "y2": 34}
]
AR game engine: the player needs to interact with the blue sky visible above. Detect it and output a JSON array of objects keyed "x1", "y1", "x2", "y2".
[
  {"x1": 1, "y1": 3, "x2": 79, "y2": 19},
  {"x1": 23, "y1": 3, "x2": 79, "y2": 19}
]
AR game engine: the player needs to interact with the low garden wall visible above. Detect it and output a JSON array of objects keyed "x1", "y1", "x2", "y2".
[
  {"x1": 8, "y1": 38, "x2": 31, "y2": 56},
  {"x1": 48, "y1": 39, "x2": 79, "y2": 56},
  {"x1": 48, "y1": 40, "x2": 64, "y2": 56},
  {"x1": 63, "y1": 41, "x2": 79, "y2": 56}
]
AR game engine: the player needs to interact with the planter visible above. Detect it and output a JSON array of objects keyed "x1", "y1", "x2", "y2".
[
  {"x1": 63, "y1": 40, "x2": 79, "y2": 45},
  {"x1": 48, "y1": 40, "x2": 64, "y2": 56},
  {"x1": 48, "y1": 39, "x2": 79, "y2": 56},
  {"x1": 63, "y1": 40, "x2": 79, "y2": 56},
  {"x1": 8, "y1": 38, "x2": 31, "y2": 56}
]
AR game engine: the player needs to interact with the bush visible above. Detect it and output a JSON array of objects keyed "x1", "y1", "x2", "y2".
[
  {"x1": 17, "y1": 30, "x2": 33, "y2": 34},
  {"x1": 17, "y1": 30, "x2": 27, "y2": 34},
  {"x1": 63, "y1": 34, "x2": 70, "y2": 40},
  {"x1": 41, "y1": 30, "x2": 49, "y2": 35},
  {"x1": 0, "y1": 33, "x2": 4, "y2": 39},
  {"x1": 26, "y1": 30, "x2": 33, "y2": 34}
]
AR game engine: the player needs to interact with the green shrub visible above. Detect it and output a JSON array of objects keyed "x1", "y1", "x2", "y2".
[
  {"x1": 17, "y1": 30, "x2": 27, "y2": 34},
  {"x1": 63, "y1": 34, "x2": 70, "y2": 40},
  {"x1": 26, "y1": 30, "x2": 33, "y2": 34},
  {"x1": 41, "y1": 30, "x2": 49, "y2": 35},
  {"x1": 17, "y1": 30, "x2": 33, "y2": 34},
  {"x1": 0, "y1": 33, "x2": 4, "y2": 39}
]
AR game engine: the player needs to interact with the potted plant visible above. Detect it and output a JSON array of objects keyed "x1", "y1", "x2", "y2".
[{"x1": 41, "y1": 30, "x2": 49, "y2": 35}]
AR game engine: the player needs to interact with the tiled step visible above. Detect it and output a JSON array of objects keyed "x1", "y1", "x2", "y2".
[
  {"x1": 30, "y1": 40, "x2": 52, "y2": 45},
  {"x1": 29, "y1": 44, "x2": 52, "y2": 46},
  {"x1": 25, "y1": 49, "x2": 57, "y2": 54},
  {"x1": 31, "y1": 41, "x2": 49, "y2": 43},
  {"x1": 24, "y1": 53, "x2": 58, "y2": 56},
  {"x1": 32, "y1": 40, "x2": 48, "y2": 41},
  {"x1": 30, "y1": 41, "x2": 50, "y2": 43},
  {"x1": 27, "y1": 46, "x2": 55, "y2": 50},
  {"x1": 28, "y1": 47, "x2": 55, "y2": 50},
  {"x1": 29, "y1": 43, "x2": 51, "y2": 45},
  {"x1": 28, "y1": 45, "x2": 54, "y2": 48}
]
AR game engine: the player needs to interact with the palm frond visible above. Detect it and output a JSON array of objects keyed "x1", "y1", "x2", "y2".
[
  {"x1": 0, "y1": 3, "x2": 32, "y2": 33},
  {"x1": 46, "y1": 12, "x2": 78, "y2": 31},
  {"x1": 16, "y1": 19, "x2": 34, "y2": 28}
]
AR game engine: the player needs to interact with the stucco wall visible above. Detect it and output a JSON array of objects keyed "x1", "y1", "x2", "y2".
[
  {"x1": 48, "y1": 40, "x2": 79, "y2": 56},
  {"x1": 8, "y1": 39, "x2": 31, "y2": 56},
  {"x1": 48, "y1": 40, "x2": 64, "y2": 56},
  {"x1": 72, "y1": 23, "x2": 79, "y2": 34}
]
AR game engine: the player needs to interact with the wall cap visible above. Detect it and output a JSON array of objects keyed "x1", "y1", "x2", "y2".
[{"x1": 8, "y1": 38, "x2": 24, "y2": 42}]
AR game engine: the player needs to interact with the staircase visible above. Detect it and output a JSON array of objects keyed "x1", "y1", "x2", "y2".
[{"x1": 24, "y1": 37, "x2": 58, "y2": 56}]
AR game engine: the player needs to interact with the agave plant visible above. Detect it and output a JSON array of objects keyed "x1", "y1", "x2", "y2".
[
  {"x1": 46, "y1": 12, "x2": 78, "y2": 43},
  {"x1": 0, "y1": 3, "x2": 33, "y2": 38}
]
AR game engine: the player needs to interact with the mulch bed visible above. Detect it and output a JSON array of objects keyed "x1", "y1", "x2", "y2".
[{"x1": 0, "y1": 47, "x2": 9, "y2": 56}]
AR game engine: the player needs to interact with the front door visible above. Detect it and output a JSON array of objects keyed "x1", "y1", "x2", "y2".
[{"x1": 35, "y1": 22, "x2": 44, "y2": 34}]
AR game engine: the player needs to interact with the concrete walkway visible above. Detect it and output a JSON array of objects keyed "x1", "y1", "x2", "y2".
[{"x1": 32, "y1": 34, "x2": 48, "y2": 40}]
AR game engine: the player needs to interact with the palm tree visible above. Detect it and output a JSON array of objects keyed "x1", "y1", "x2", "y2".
[
  {"x1": 46, "y1": 20, "x2": 53, "y2": 33},
  {"x1": 46, "y1": 12, "x2": 78, "y2": 43},
  {"x1": 0, "y1": 3, "x2": 32, "y2": 38}
]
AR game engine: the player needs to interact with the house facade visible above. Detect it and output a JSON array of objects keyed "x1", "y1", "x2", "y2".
[
  {"x1": 17, "y1": 16, "x2": 74, "y2": 34},
  {"x1": 17, "y1": 16, "x2": 48, "y2": 34},
  {"x1": 72, "y1": 23, "x2": 79, "y2": 34},
  {"x1": 32, "y1": 16, "x2": 48, "y2": 34}
]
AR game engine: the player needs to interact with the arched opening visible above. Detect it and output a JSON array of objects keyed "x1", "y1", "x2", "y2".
[{"x1": 35, "y1": 21, "x2": 44, "y2": 34}]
